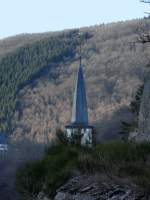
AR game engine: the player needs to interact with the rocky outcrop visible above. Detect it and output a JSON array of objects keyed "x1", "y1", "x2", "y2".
[
  {"x1": 54, "y1": 175, "x2": 149, "y2": 200},
  {"x1": 137, "y1": 72, "x2": 150, "y2": 141},
  {"x1": 36, "y1": 192, "x2": 50, "y2": 200}
]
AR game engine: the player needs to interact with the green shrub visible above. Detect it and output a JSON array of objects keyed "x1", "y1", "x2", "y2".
[
  {"x1": 16, "y1": 144, "x2": 79, "y2": 198},
  {"x1": 43, "y1": 144, "x2": 79, "y2": 196},
  {"x1": 16, "y1": 141, "x2": 150, "y2": 199},
  {"x1": 55, "y1": 129, "x2": 69, "y2": 145},
  {"x1": 16, "y1": 161, "x2": 45, "y2": 200}
]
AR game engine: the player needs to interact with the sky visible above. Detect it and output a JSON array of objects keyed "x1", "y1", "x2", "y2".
[{"x1": 0, "y1": 0, "x2": 148, "y2": 39}]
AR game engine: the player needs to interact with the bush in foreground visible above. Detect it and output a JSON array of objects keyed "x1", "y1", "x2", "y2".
[{"x1": 16, "y1": 141, "x2": 150, "y2": 199}]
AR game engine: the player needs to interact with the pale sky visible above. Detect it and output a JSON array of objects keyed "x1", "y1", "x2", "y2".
[{"x1": 0, "y1": 0, "x2": 148, "y2": 39}]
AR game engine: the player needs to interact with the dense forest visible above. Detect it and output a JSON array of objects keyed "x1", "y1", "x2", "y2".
[{"x1": 0, "y1": 18, "x2": 150, "y2": 142}]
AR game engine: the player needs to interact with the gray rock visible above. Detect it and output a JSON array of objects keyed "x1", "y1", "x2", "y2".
[
  {"x1": 54, "y1": 192, "x2": 72, "y2": 200},
  {"x1": 74, "y1": 193, "x2": 95, "y2": 200},
  {"x1": 43, "y1": 197, "x2": 50, "y2": 200},
  {"x1": 36, "y1": 191, "x2": 51, "y2": 200},
  {"x1": 137, "y1": 72, "x2": 150, "y2": 141},
  {"x1": 54, "y1": 175, "x2": 149, "y2": 200},
  {"x1": 37, "y1": 191, "x2": 45, "y2": 199}
]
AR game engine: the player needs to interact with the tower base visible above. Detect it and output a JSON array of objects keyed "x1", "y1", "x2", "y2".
[{"x1": 65, "y1": 124, "x2": 93, "y2": 147}]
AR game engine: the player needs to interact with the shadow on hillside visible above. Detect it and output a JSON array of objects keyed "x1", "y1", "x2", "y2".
[{"x1": 94, "y1": 105, "x2": 134, "y2": 142}]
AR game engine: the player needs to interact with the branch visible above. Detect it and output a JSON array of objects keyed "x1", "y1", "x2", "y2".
[{"x1": 141, "y1": 0, "x2": 150, "y2": 3}]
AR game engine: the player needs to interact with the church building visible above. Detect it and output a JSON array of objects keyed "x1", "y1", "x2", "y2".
[
  {"x1": 0, "y1": 133, "x2": 8, "y2": 152},
  {"x1": 65, "y1": 56, "x2": 94, "y2": 146}
]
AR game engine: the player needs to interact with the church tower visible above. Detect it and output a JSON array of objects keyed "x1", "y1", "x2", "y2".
[{"x1": 65, "y1": 44, "x2": 94, "y2": 146}]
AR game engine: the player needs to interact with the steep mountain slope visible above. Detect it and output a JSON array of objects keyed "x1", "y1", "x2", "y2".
[{"x1": 1, "y1": 18, "x2": 150, "y2": 142}]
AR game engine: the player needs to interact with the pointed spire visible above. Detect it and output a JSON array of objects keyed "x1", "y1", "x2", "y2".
[
  {"x1": 79, "y1": 36, "x2": 82, "y2": 66},
  {"x1": 71, "y1": 59, "x2": 88, "y2": 125},
  {"x1": 65, "y1": 32, "x2": 94, "y2": 147}
]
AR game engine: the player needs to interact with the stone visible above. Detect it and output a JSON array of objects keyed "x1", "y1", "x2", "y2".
[
  {"x1": 54, "y1": 192, "x2": 72, "y2": 200},
  {"x1": 137, "y1": 72, "x2": 150, "y2": 141},
  {"x1": 80, "y1": 185, "x2": 93, "y2": 193},
  {"x1": 43, "y1": 197, "x2": 50, "y2": 200},
  {"x1": 74, "y1": 193, "x2": 95, "y2": 200},
  {"x1": 54, "y1": 175, "x2": 149, "y2": 200},
  {"x1": 36, "y1": 191, "x2": 51, "y2": 200},
  {"x1": 37, "y1": 191, "x2": 45, "y2": 199}
]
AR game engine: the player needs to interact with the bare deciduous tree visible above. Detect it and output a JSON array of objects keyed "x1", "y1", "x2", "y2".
[
  {"x1": 141, "y1": 0, "x2": 150, "y2": 3},
  {"x1": 137, "y1": 1, "x2": 150, "y2": 43}
]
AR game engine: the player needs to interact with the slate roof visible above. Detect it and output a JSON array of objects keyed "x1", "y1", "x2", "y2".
[{"x1": 71, "y1": 62, "x2": 88, "y2": 125}]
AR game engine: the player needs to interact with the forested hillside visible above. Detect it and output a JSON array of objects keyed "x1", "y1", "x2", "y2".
[
  {"x1": 0, "y1": 32, "x2": 56, "y2": 58},
  {"x1": 1, "y1": 18, "x2": 150, "y2": 142},
  {"x1": 0, "y1": 30, "x2": 87, "y2": 133}
]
